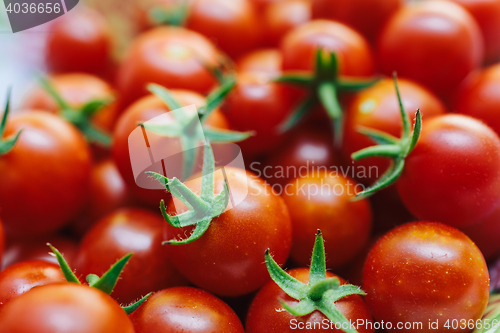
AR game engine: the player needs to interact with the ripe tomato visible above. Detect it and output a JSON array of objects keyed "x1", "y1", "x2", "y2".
[
  {"x1": 0, "y1": 260, "x2": 66, "y2": 310},
  {"x1": 377, "y1": 1, "x2": 483, "y2": 101},
  {"x1": 75, "y1": 208, "x2": 187, "y2": 304},
  {"x1": 236, "y1": 48, "x2": 282, "y2": 76},
  {"x1": 342, "y1": 77, "x2": 447, "y2": 184},
  {"x1": 444, "y1": 0, "x2": 500, "y2": 63},
  {"x1": 396, "y1": 114, "x2": 500, "y2": 227},
  {"x1": 45, "y1": 7, "x2": 112, "y2": 75},
  {"x1": 261, "y1": 0, "x2": 311, "y2": 47},
  {"x1": 455, "y1": 64, "x2": 500, "y2": 136},
  {"x1": 0, "y1": 112, "x2": 92, "y2": 237},
  {"x1": 165, "y1": 167, "x2": 292, "y2": 296},
  {"x1": 113, "y1": 89, "x2": 227, "y2": 207},
  {"x1": 248, "y1": 0, "x2": 280, "y2": 12},
  {"x1": 0, "y1": 284, "x2": 135, "y2": 333},
  {"x1": 0, "y1": 218, "x2": 4, "y2": 266},
  {"x1": 281, "y1": 20, "x2": 374, "y2": 77},
  {"x1": 116, "y1": 26, "x2": 220, "y2": 107},
  {"x1": 186, "y1": 0, "x2": 260, "y2": 58},
  {"x1": 363, "y1": 222, "x2": 489, "y2": 333},
  {"x1": 246, "y1": 268, "x2": 374, "y2": 333},
  {"x1": 130, "y1": 287, "x2": 245, "y2": 332},
  {"x1": 282, "y1": 171, "x2": 372, "y2": 269},
  {"x1": 311, "y1": 0, "x2": 403, "y2": 43}
]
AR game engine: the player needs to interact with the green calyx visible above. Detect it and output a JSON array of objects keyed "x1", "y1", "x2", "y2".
[
  {"x1": 141, "y1": 82, "x2": 252, "y2": 179},
  {"x1": 265, "y1": 230, "x2": 365, "y2": 333},
  {"x1": 277, "y1": 49, "x2": 378, "y2": 144},
  {"x1": 0, "y1": 89, "x2": 22, "y2": 155},
  {"x1": 47, "y1": 244, "x2": 151, "y2": 315},
  {"x1": 147, "y1": 143, "x2": 230, "y2": 245},
  {"x1": 350, "y1": 73, "x2": 422, "y2": 201},
  {"x1": 39, "y1": 77, "x2": 112, "y2": 147},
  {"x1": 148, "y1": 0, "x2": 189, "y2": 26}
]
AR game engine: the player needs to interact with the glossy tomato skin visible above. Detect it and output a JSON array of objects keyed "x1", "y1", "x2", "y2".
[
  {"x1": 236, "y1": 48, "x2": 282, "y2": 76},
  {"x1": 444, "y1": 0, "x2": 500, "y2": 63},
  {"x1": 397, "y1": 114, "x2": 500, "y2": 227},
  {"x1": 130, "y1": 287, "x2": 245, "y2": 333},
  {"x1": 0, "y1": 260, "x2": 66, "y2": 310},
  {"x1": 377, "y1": 1, "x2": 483, "y2": 101},
  {"x1": 342, "y1": 78, "x2": 447, "y2": 184},
  {"x1": 455, "y1": 64, "x2": 500, "y2": 136},
  {"x1": 0, "y1": 112, "x2": 92, "y2": 237},
  {"x1": 46, "y1": 7, "x2": 112, "y2": 75},
  {"x1": 0, "y1": 219, "x2": 4, "y2": 266},
  {"x1": 116, "y1": 26, "x2": 220, "y2": 107},
  {"x1": 166, "y1": 167, "x2": 292, "y2": 297},
  {"x1": 281, "y1": 20, "x2": 375, "y2": 77},
  {"x1": 311, "y1": 0, "x2": 403, "y2": 43},
  {"x1": 246, "y1": 268, "x2": 374, "y2": 333},
  {"x1": 283, "y1": 172, "x2": 372, "y2": 269},
  {"x1": 0, "y1": 284, "x2": 135, "y2": 333},
  {"x1": 113, "y1": 89, "x2": 227, "y2": 207},
  {"x1": 75, "y1": 208, "x2": 187, "y2": 304},
  {"x1": 363, "y1": 222, "x2": 489, "y2": 333},
  {"x1": 186, "y1": 0, "x2": 260, "y2": 58}
]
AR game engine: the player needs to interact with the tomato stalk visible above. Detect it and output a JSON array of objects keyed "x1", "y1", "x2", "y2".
[
  {"x1": 148, "y1": 0, "x2": 189, "y2": 26},
  {"x1": 0, "y1": 89, "x2": 22, "y2": 155},
  {"x1": 265, "y1": 230, "x2": 365, "y2": 333},
  {"x1": 277, "y1": 49, "x2": 378, "y2": 144},
  {"x1": 350, "y1": 73, "x2": 422, "y2": 200},
  {"x1": 47, "y1": 244, "x2": 152, "y2": 315},
  {"x1": 38, "y1": 76, "x2": 113, "y2": 147}
]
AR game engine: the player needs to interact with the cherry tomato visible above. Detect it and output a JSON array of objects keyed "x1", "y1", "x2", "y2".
[
  {"x1": 236, "y1": 48, "x2": 282, "y2": 76},
  {"x1": 116, "y1": 26, "x2": 220, "y2": 107},
  {"x1": 248, "y1": 0, "x2": 280, "y2": 12},
  {"x1": 165, "y1": 167, "x2": 292, "y2": 296},
  {"x1": 282, "y1": 171, "x2": 372, "y2": 269},
  {"x1": 281, "y1": 20, "x2": 375, "y2": 77},
  {"x1": 342, "y1": 77, "x2": 447, "y2": 184},
  {"x1": 261, "y1": 0, "x2": 311, "y2": 47},
  {"x1": 0, "y1": 260, "x2": 66, "y2": 310},
  {"x1": 130, "y1": 287, "x2": 245, "y2": 332},
  {"x1": 0, "y1": 219, "x2": 4, "y2": 266},
  {"x1": 0, "y1": 283, "x2": 135, "y2": 333},
  {"x1": 377, "y1": 1, "x2": 483, "y2": 101},
  {"x1": 246, "y1": 268, "x2": 374, "y2": 332},
  {"x1": 396, "y1": 114, "x2": 500, "y2": 227},
  {"x1": 45, "y1": 7, "x2": 112, "y2": 75},
  {"x1": 186, "y1": 0, "x2": 260, "y2": 58},
  {"x1": 113, "y1": 89, "x2": 227, "y2": 207},
  {"x1": 363, "y1": 222, "x2": 489, "y2": 333},
  {"x1": 455, "y1": 64, "x2": 500, "y2": 136},
  {"x1": 311, "y1": 0, "x2": 402, "y2": 43},
  {"x1": 75, "y1": 208, "x2": 187, "y2": 304},
  {"x1": 0, "y1": 112, "x2": 92, "y2": 237},
  {"x1": 444, "y1": 0, "x2": 500, "y2": 63}
]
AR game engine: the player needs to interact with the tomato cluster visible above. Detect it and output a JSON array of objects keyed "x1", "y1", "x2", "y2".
[{"x1": 2, "y1": 0, "x2": 500, "y2": 332}]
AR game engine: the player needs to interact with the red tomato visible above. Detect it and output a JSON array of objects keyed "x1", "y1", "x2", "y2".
[
  {"x1": 0, "y1": 219, "x2": 4, "y2": 266},
  {"x1": 311, "y1": 0, "x2": 403, "y2": 43},
  {"x1": 444, "y1": 0, "x2": 500, "y2": 63},
  {"x1": 45, "y1": 7, "x2": 112, "y2": 75},
  {"x1": 113, "y1": 89, "x2": 227, "y2": 207},
  {"x1": 0, "y1": 260, "x2": 66, "y2": 310},
  {"x1": 377, "y1": 1, "x2": 483, "y2": 101},
  {"x1": 282, "y1": 171, "x2": 372, "y2": 269},
  {"x1": 130, "y1": 287, "x2": 245, "y2": 332},
  {"x1": 261, "y1": 0, "x2": 311, "y2": 47},
  {"x1": 363, "y1": 222, "x2": 489, "y2": 333},
  {"x1": 0, "y1": 112, "x2": 92, "y2": 237},
  {"x1": 342, "y1": 77, "x2": 447, "y2": 184},
  {"x1": 248, "y1": 0, "x2": 281, "y2": 12},
  {"x1": 236, "y1": 48, "x2": 282, "y2": 76},
  {"x1": 165, "y1": 167, "x2": 292, "y2": 296},
  {"x1": 116, "y1": 27, "x2": 220, "y2": 107},
  {"x1": 71, "y1": 159, "x2": 132, "y2": 236},
  {"x1": 396, "y1": 114, "x2": 500, "y2": 227},
  {"x1": 246, "y1": 268, "x2": 374, "y2": 333},
  {"x1": 281, "y1": 20, "x2": 375, "y2": 77},
  {"x1": 455, "y1": 64, "x2": 500, "y2": 136},
  {"x1": 0, "y1": 284, "x2": 135, "y2": 333},
  {"x1": 75, "y1": 208, "x2": 187, "y2": 304},
  {"x1": 186, "y1": 0, "x2": 260, "y2": 58}
]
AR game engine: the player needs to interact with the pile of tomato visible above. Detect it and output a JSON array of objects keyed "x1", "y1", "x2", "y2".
[{"x1": 2, "y1": 0, "x2": 500, "y2": 332}]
